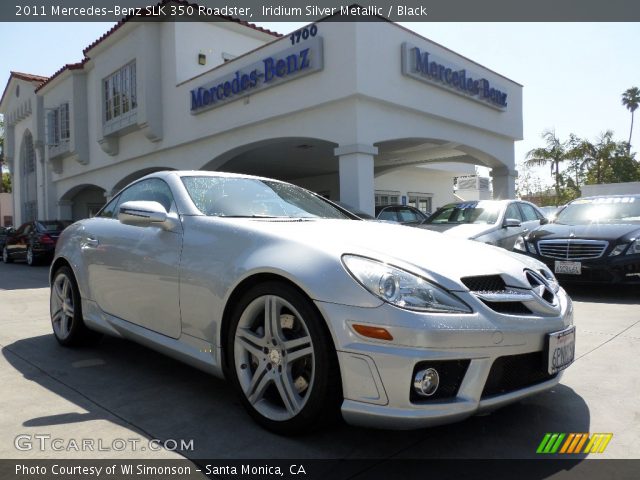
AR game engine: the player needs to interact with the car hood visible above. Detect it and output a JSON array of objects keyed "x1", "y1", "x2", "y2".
[
  {"x1": 231, "y1": 218, "x2": 543, "y2": 291},
  {"x1": 418, "y1": 223, "x2": 495, "y2": 239},
  {"x1": 528, "y1": 223, "x2": 640, "y2": 243}
]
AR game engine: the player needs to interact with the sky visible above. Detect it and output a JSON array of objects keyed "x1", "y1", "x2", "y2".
[{"x1": 2, "y1": 21, "x2": 639, "y2": 185}]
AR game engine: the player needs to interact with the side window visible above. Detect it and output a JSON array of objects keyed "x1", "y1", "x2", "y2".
[
  {"x1": 377, "y1": 208, "x2": 398, "y2": 221},
  {"x1": 116, "y1": 178, "x2": 175, "y2": 213},
  {"x1": 519, "y1": 203, "x2": 540, "y2": 222},
  {"x1": 505, "y1": 203, "x2": 523, "y2": 222},
  {"x1": 398, "y1": 208, "x2": 419, "y2": 222},
  {"x1": 97, "y1": 195, "x2": 121, "y2": 219},
  {"x1": 23, "y1": 224, "x2": 33, "y2": 235}
]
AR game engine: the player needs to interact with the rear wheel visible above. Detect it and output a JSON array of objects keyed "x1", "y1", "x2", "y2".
[
  {"x1": 26, "y1": 246, "x2": 37, "y2": 266},
  {"x1": 2, "y1": 247, "x2": 11, "y2": 263},
  {"x1": 226, "y1": 282, "x2": 342, "y2": 435},
  {"x1": 50, "y1": 266, "x2": 102, "y2": 346}
]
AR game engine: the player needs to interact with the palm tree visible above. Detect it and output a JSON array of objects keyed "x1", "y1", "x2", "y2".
[
  {"x1": 574, "y1": 131, "x2": 617, "y2": 184},
  {"x1": 622, "y1": 87, "x2": 640, "y2": 151},
  {"x1": 525, "y1": 130, "x2": 568, "y2": 205}
]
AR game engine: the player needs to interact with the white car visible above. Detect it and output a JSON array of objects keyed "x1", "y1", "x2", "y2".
[{"x1": 50, "y1": 171, "x2": 575, "y2": 434}]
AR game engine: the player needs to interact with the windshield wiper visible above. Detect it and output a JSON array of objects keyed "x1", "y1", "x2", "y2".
[{"x1": 217, "y1": 214, "x2": 291, "y2": 218}]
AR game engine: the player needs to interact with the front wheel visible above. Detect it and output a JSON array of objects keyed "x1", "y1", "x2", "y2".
[
  {"x1": 226, "y1": 282, "x2": 342, "y2": 434},
  {"x1": 50, "y1": 266, "x2": 102, "y2": 346}
]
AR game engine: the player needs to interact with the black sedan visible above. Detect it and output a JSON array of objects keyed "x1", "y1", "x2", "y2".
[
  {"x1": 513, "y1": 195, "x2": 640, "y2": 284},
  {"x1": 2, "y1": 220, "x2": 71, "y2": 266}
]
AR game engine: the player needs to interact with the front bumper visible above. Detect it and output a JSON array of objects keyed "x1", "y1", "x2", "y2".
[
  {"x1": 314, "y1": 288, "x2": 573, "y2": 430},
  {"x1": 517, "y1": 250, "x2": 640, "y2": 284}
]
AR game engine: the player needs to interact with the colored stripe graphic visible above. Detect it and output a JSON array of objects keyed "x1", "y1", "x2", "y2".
[{"x1": 537, "y1": 433, "x2": 612, "y2": 454}]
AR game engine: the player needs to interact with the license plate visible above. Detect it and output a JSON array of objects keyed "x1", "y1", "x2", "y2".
[
  {"x1": 546, "y1": 326, "x2": 576, "y2": 375},
  {"x1": 554, "y1": 260, "x2": 581, "y2": 275}
]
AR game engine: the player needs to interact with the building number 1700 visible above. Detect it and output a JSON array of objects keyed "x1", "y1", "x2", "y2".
[{"x1": 289, "y1": 25, "x2": 318, "y2": 45}]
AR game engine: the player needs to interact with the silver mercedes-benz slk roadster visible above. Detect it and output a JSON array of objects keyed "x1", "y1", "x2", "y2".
[{"x1": 50, "y1": 171, "x2": 575, "y2": 434}]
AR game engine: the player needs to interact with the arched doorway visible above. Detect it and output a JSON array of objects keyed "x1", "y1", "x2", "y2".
[{"x1": 59, "y1": 184, "x2": 108, "y2": 221}]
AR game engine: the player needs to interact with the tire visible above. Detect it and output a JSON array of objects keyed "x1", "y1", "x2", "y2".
[
  {"x1": 2, "y1": 247, "x2": 12, "y2": 264},
  {"x1": 226, "y1": 281, "x2": 342, "y2": 435},
  {"x1": 26, "y1": 246, "x2": 37, "y2": 266},
  {"x1": 50, "y1": 266, "x2": 102, "y2": 346}
]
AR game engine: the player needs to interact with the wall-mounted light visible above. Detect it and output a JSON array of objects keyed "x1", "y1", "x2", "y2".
[{"x1": 198, "y1": 53, "x2": 206, "y2": 66}]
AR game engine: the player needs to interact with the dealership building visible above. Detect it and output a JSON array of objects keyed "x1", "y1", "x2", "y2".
[{"x1": 0, "y1": 10, "x2": 521, "y2": 225}]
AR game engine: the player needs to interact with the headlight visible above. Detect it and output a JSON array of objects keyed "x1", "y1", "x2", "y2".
[
  {"x1": 610, "y1": 244, "x2": 628, "y2": 256},
  {"x1": 626, "y1": 239, "x2": 640, "y2": 256},
  {"x1": 342, "y1": 255, "x2": 472, "y2": 313},
  {"x1": 513, "y1": 236, "x2": 526, "y2": 252}
]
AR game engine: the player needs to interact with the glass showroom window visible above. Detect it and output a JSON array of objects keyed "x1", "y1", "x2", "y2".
[
  {"x1": 104, "y1": 62, "x2": 137, "y2": 122},
  {"x1": 375, "y1": 192, "x2": 400, "y2": 206},
  {"x1": 46, "y1": 103, "x2": 70, "y2": 146}
]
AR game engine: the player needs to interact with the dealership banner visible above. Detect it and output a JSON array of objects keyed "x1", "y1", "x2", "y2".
[
  {"x1": 2, "y1": 459, "x2": 640, "y2": 479},
  {"x1": 1, "y1": 0, "x2": 639, "y2": 22}
]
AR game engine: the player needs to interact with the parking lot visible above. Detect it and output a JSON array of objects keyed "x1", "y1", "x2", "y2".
[{"x1": 0, "y1": 261, "x2": 638, "y2": 463}]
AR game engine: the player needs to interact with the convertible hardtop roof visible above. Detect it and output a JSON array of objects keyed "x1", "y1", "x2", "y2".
[{"x1": 143, "y1": 170, "x2": 285, "y2": 183}]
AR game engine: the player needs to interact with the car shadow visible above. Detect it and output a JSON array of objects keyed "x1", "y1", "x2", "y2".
[
  {"x1": 563, "y1": 283, "x2": 640, "y2": 305},
  {"x1": 0, "y1": 262, "x2": 50, "y2": 290},
  {"x1": 2, "y1": 334, "x2": 590, "y2": 474}
]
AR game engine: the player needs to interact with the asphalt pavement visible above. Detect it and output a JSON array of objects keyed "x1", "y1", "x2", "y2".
[{"x1": 0, "y1": 261, "x2": 638, "y2": 465}]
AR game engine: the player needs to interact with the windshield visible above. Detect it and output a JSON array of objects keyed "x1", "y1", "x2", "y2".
[
  {"x1": 181, "y1": 176, "x2": 351, "y2": 219},
  {"x1": 555, "y1": 197, "x2": 640, "y2": 225},
  {"x1": 425, "y1": 202, "x2": 501, "y2": 225}
]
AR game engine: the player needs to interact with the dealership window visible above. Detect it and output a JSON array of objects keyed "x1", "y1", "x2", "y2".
[
  {"x1": 375, "y1": 191, "x2": 401, "y2": 206},
  {"x1": 46, "y1": 103, "x2": 70, "y2": 146},
  {"x1": 104, "y1": 62, "x2": 137, "y2": 123},
  {"x1": 408, "y1": 193, "x2": 433, "y2": 214}
]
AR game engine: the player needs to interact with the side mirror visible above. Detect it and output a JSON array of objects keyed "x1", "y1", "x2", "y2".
[
  {"x1": 118, "y1": 201, "x2": 172, "y2": 228},
  {"x1": 540, "y1": 217, "x2": 549, "y2": 225},
  {"x1": 503, "y1": 218, "x2": 521, "y2": 228}
]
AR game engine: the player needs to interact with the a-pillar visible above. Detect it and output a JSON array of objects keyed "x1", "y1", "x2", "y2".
[
  {"x1": 335, "y1": 144, "x2": 377, "y2": 217},
  {"x1": 491, "y1": 167, "x2": 517, "y2": 200}
]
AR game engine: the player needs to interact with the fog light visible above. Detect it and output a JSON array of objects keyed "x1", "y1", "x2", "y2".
[{"x1": 413, "y1": 368, "x2": 440, "y2": 397}]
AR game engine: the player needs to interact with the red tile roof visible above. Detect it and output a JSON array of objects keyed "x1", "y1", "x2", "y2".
[
  {"x1": 0, "y1": 71, "x2": 49, "y2": 110},
  {"x1": 35, "y1": 59, "x2": 88, "y2": 93}
]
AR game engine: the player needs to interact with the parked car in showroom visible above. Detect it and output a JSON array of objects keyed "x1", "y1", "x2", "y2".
[
  {"x1": 3, "y1": 220, "x2": 71, "y2": 266},
  {"x1": 375, "y1": 204, "x2": 429, "y2": 225},
  {"x1": 419, "y1": 200, "x2": 548, "y2": 250},
  {"x1": 50, "y1": 171, "x2": 575, "y2": 434},
  {"x1": 514, "y1": 195, "x2": 640, "y2": 284}
]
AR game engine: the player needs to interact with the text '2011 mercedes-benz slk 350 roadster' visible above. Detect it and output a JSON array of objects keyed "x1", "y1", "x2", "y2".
[{"x1": 50, "y1": 171, "x2": 575, "y2": 434}]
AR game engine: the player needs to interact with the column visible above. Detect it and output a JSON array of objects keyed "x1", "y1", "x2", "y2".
[
  {"x1": 490, "y1": 167, "x2": 517, "y2": 200},
  {"x1": 335, "y1": 144, "x2": 377, "y2": 217}
]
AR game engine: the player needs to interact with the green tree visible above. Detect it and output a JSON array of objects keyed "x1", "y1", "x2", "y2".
[
  {"x1": 622, "y1": 87, "x2": 640, "y2": 151},
  {"x1": 2, "y1": 172, "x2": 11, "y2": 193},
  {"x1": 574, "y1": 131, "x2": 618, "y2": 185},
  {"x1": 525, "y1": 130, "x2": 569, "y2": 204}
]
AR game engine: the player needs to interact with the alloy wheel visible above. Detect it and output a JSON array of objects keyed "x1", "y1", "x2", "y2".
[
  {"x1": 233, "y1": 295, "x2": 315, "y2": 422},
  {"x1": 50, "y1": 272, "x2": 75, "y2": 341}
]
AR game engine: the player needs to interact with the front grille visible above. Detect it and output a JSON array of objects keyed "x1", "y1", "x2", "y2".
[
  {"x1": 410, "y1": 360, "x2": 470, "y2": 402},
  {"x1": 461, "y1": 275, "x2": 506, "y2": 292},
  {"x1": 480, "y1": 300, "x2": 532, "y2": 315},
  {"x1": 538, "y1": 239, "x2": 608, "y2": 260},
  {"x1": 481, "y1": 351, "x2": 557, "y2": 398}
]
